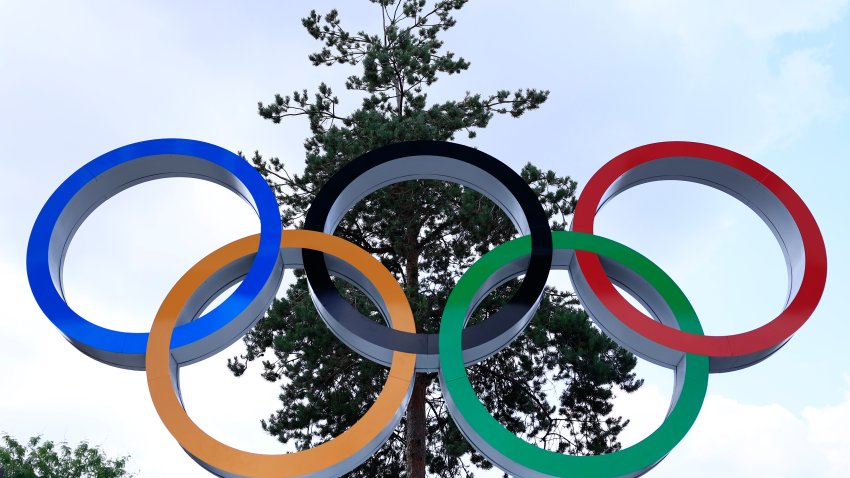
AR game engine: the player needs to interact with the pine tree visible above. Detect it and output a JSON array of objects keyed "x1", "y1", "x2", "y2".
[
  {"x1": 229, "y1": 2, "x2": 642, "y2": 476},
  {"x1": 0, "y1": 435, "x2": 134, "y2": 478}
]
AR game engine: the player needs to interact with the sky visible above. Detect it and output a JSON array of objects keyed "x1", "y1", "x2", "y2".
[{"x1": 1, "y1": 1, "x2": 849, "y2": 477}]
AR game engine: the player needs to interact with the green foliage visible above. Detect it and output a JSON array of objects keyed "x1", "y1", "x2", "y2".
[
  {"x1": 231, "y1": 1, "x2": 643, "y2": 477},
  {"x1": 0, "y1": 435, "x2": 133, "y2": 478}
]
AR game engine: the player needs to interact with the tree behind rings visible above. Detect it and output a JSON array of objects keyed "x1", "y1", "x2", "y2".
[
  {"x1": 230, "y1": 1, "x2": 643, "y2": 477},
  {"x1": 0, "y1": 434, "x2": 134, "y2": 478}
]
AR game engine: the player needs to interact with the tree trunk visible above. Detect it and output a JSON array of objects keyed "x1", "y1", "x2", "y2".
[
  {"x1": 403, "y1": 229, "x2": 426, "y2": 477},
  {"x1": 405, "y1": 374, "x2": 428, "y2": 478}
]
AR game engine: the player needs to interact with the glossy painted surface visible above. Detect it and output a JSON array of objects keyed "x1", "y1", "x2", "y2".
[
  {"x1": 571, "y1": 142, "x2": 827, "y2": 372},
  {"x1": 27, "y1": 139, "x2": 826, "y2": 477},
  {"x1": 303, "y1": 141, "x2": 553, "y2": 371},
  {"x1": 439, "y1": 231, "x2": 708, "y2": 478},
  {"x1": 26, "y1": 139, "x2": 283, "y2": 369},
  {"x1": 146, "y1": 231, "x2": 416, "y2": 478}
]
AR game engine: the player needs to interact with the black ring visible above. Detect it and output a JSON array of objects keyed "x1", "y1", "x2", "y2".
[{"x1": 303, "y1": 141, "x2": 552, "y2": 371}]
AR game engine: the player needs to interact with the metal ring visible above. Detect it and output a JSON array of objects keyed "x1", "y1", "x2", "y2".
[
  {"x1": 146, "y1": 230, "x2": 416, "y2": 478},
  {"x1": 303, "y1": 141, "x2": 553, "y2": 371},
  {"x1": 570, "y1": 141, "x2": 827, "y2": 372},
  {"x1": 26, "y1": 139, "x2": 284, "y2": 370},
  {"x1": 27, "y1": 138, "x2": 826, "y2": 477},
  {"x1": 439, "y1": 231, "x2": 708, "y2": 478}
]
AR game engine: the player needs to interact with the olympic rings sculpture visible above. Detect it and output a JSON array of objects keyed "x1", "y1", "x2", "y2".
[{"x1": 27, "y1": 138, "x2": 826, "y2": 478}]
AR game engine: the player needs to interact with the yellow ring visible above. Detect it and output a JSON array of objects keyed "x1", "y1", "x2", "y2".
[{"x1": 146, "y1": 230, "x2": 416, "y2": 477}]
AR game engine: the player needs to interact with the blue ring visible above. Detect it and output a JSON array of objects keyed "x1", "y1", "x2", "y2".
[{"x1": 26, "y1": 139, "x2": 282, "y2": 369}]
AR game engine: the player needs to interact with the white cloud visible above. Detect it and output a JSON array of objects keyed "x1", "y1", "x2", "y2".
[
  {"x1": 753, "y1": 47, "x2": 848, "y2": 150},
  {"x1": 613, "y1": 0, "x2": 849, "y2": 153},
  {"x1": 727, "y1": 0, "x2": 849, "y2": 39},
  {"x1": 802, "y1": 377, "x2": 850, "y2": 477},
  {"x1": 621, "y1": 0, "x2": 849, "y2": 41},
  {"x1": 612, "y1": 382, "x2": 850, "y2": 477}
]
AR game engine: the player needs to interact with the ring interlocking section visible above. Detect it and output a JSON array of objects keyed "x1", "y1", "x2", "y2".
[{"x1": 27, "y1": 139, "x2": 827, "y2": 478}]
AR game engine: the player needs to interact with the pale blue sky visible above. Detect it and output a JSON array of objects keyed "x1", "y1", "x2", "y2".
[{"x1": 1, "y1": 1, "x2": 849, "y2": 477}]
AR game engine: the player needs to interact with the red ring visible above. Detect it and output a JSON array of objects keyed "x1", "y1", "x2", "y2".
[{"x1": 572, "y1": 141, "x2": 827, "y2": 360}]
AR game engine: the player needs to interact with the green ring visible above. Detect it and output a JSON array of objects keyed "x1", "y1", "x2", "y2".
[{"x1": 439, "y1": 231, "x2": 708, "y2": 478}]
